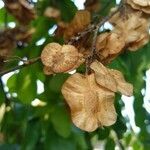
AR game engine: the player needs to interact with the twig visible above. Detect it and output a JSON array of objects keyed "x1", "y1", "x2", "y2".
[
  {"x1": 85, "y1": 3, "x2": 123, "y2": 74},
  {"x1": 68, "y1": 2, "x2": 123, "y2": 45},
  {"x1": 0, "y1": 57, "x2": 41, "y2": 77},
  {"x1": 93, "y1": 4, "x2": 122, "y2": 51},
  {"x1": 68, "y1": 24, "x2": 95, "y2": 45},
  {"x1": 4, "y1": 56, "x2": 25, "y2": 63}
]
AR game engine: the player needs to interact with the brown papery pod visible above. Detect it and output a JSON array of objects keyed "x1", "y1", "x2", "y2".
[
  {"x1": 41, "y1": 42, "x2": 81, "y2": 74},
  {"x1": 5, "y1": 0, "x2": 36, "y2": 25},
  {"x1": 62, "y1": 73, "x2": 117, "y2": 132},
  {"x1": 109, "y1": 69, "x2": 133, "y2": 96},
  {"x1": 11, "y1": 27, "x2": 35, "y2": 43},
  {"x1": 110, "y1": 11, "x2": 150, "y2": 51},
  {"x1": 90, "y1": 61, "x2": 133, "y2": 96},
  {"x1": 96, "y1": 32, "x2": 125, "y2": 60},
  {"x1": 44, "y1": 7, "x2": 60, "y2": 19},
  {"x1": 64, "y1": 10, "x2": 91, "y2": 40},
  {"x1": 127, "y1": 0, "x2": 150, "y2": 14}
]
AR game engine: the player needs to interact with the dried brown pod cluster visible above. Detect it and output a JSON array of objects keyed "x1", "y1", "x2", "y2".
[
  {"x1": 126, "y1": 0, "x2": 150, "y2": 14},
  {"x1": 61, "y1": 61, "x2": 133, "y2": 132},
  {"x1": 39, "y1": 0, "x2": 150, "y2": 132},
  {"x1": 110, "y1": 11, "x2": 150, "y2": 51},
  {"x1": 5, "y1": 0, "x2": 36, "y2": 25},
  {"x1": 94, "y1": 6, "x2": 149, "y2": 63},
  {"x1": 41, "y1": 42, "x2": 84, "y2": 75}
]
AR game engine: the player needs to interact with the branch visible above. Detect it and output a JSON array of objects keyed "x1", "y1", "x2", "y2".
[
  {"x1": 0, "y1": 57, "x2": 41, "y2": 77},
  {"x1": 92, "y1": 1, "x2": 123, "y2": 47},
  {"x1": 85, "y1": 3, "x2": 123, "y2": 74},
  {"x1": 68, "y1": 2, "x2": 123, "y2": 45}
]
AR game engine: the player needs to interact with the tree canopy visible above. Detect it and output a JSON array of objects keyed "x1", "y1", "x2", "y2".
[{"x1": 0, "y1": 0, "x2": 150, "y2": 150}]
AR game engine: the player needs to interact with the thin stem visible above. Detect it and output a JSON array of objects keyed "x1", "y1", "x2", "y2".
[
  {"x1": 68, "y1": 2, "x2": 123, "y2": 45},
  {"x1": 68, "y1": 24, "x2": 95, "y2": 45},
  {"x1": 0, "y1": 57, "x2": 41, "y2": 77},
  {"x1": 85, "y1": 3, "x2": 123, "y2": 74},
  {"x1": 4, "y1": 56, "x2": 25, "y2": 63}
]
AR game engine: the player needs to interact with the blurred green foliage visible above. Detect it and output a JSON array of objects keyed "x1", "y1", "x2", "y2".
[{"x1": 0, "y1": 0, "x2": 150, "y2": 150}]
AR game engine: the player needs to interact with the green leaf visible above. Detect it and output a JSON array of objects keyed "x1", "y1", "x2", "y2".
[
  {"x1": 132, "y1": 139, "x2": 144, "y2": 150},
  {"x1": 49, "y1": 73, "x2": 69, "y2": 93},
  {"x1": 98, "y1": 128, "x2": 110, "y2": 140},
  {"x1": 7, "y1": 74, "x2": 17, "y2": 93},
  {"x1": 0, "y1": 144, "x2": 20, "y2": 150},
  {"x1": 73, "y1": 131, "x2": 87, "y2": 150},
  {"x1": 50, "y1": 0, "x2": 77, "y2": 22},
  {"x1": 105, "y1": 138, "x2": 115, "y2": 150},
  {"x1": 44, "y1": 125, "x2": 76, "y2": 150},
  {"x1": 51, "y1": 105, "x2": 71, "y2": 138},
  {"x1": 17, "y1": 74, "x2": 36, "y2": 104},
  {"x1": 7, "y1": 67, "x2": 38, "y2": 104},
  {"x1": 100, "y1": 0, "x2": 116, "y2": 16},
  {"x1": 124, "y1": 133, "x2": 132, "y2": 147},
  {"x1": 22, "y1": 118, "x2": 40, "y2": 150}
]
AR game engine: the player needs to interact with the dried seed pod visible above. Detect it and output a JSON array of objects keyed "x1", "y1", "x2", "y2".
[
  {"x1": 10, "y1": 27, "x2": 35, "y2": 43},
  {"x1": 109, "y1": 69, "x2": 133, "y2": 96},
  {"x1": 128, "y1": 33, "x2": 150, "y2": 51},
  {"x1": 41, "y1": 42, "x2": 79, "y2": 73},
  {"x1": 90, "y1": 61, "x2": 133, "y2": 96},
  {"x1": 5, "y1": 0, "x2": 36, "y2": 25},
  {"x1": 55, "y1": 10, "x2": 91, "y2": 40},
  {"x1": 44, "y1": 7, "x2": 60, "y2": 19},
  {"x1": 110, "y1": 11, "x2": 150, "y2": 51},
  {"x1": 66, "y1": 53, "x2": 85, "y2": 73},
  {"x1": 62, "y1": 73, "x2": 116, "y2": 132},
  {"x1": 127, "y1": 0, "x2": 150, "y2": 14},
  {"x1": 43, "y1": 66, "x2": 54, "y2": 75},
  {"x1": 90, "y1": 60, "x2": 117, "y2": 92},
  {"x1": 65, "y1": 10, "x2": 91, "y2": 39},
  {"x1": 96, "y1": 32, "x2": 125, "y2": 60}
]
